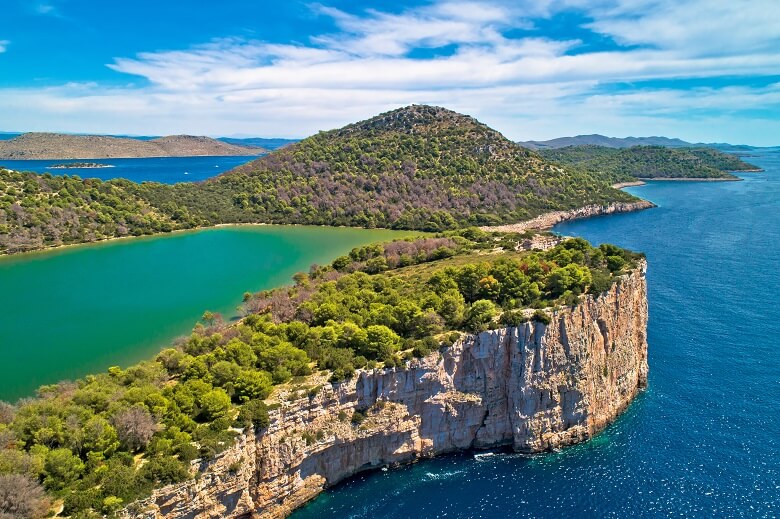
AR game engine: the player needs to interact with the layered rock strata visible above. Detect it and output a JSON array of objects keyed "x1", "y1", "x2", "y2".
[{"x1": 125, "y1": 264, "x2": 648, "y2": 519}]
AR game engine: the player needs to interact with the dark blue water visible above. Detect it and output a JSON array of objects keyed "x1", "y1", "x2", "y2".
[
  {"x1": 293, "y1": 150, "x2": 780, "y2": 518},
  {"x1": 0, "y1": 155, "x2": 262, "y2": 183}
]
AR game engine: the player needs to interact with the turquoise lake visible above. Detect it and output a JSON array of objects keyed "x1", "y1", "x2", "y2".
[
  {"x1": 0, "y1": 226, "x2": 415, "y2": 401},
  {"x1": 292, "y1": 150, "x2": 780, "y2": 518}
]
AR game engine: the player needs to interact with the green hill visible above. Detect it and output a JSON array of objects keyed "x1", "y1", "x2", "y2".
[
  {"x1": 1, "y1": 105, "x2": 635, "y2": 255},
  {"x1": 538, "y1": 145, "x2": 760, "y2": 182}
]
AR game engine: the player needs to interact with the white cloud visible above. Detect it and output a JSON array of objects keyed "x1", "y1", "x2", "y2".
[
  {"x1": 0, "y1": 40, "x2": 8, "y2": 53},
  {"x1": 1, "y1": 0, "x2": 779, "y2": 144}
]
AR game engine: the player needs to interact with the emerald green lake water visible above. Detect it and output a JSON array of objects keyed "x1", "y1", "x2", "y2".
[{"x1": 0, "y1": 226, "x2": 414, "y2": 401}]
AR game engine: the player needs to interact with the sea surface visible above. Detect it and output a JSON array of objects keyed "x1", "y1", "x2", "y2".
[
  {"x1": 0, "y1": 226, "x2": 416, "y2": 401},
  {"x1": 0, "y1": 155, "x2": 262, "y2": 183},
  {"x1": 292, "y1": 149, "x2": 780, "y2": 518}
]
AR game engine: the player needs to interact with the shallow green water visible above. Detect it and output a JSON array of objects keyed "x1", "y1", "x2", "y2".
[{"x1": 0, "y1": 226, "x2": 414, "y2": 401}]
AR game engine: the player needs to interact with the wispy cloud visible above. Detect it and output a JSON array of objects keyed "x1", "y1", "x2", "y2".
[
  {"x1": 0, "y1": 40, "x2": 9, "y2": 53},
  {"x1": 36, "y1": 3, "x2": 55, "y2": 14},
  {"x1": 1, "y1": 0, "x2": 779, "y2": 144}
]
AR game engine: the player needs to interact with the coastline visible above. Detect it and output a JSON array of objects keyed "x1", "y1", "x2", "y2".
[
  {"x1": 1, "y1": 200, "x2": 657, "y2": 259},
  {"x1": 636, "y1": 176, "x2": 741, "y2": 182},
  {"x1": 479, "y1": 200, "x2": 656, "y2": 234},
  {"x1": 0, "y1": 222, "x2": 426, "y2": 259},
  {"x1": 0, "y1": 223, "x2": 269, "y2": 259}
]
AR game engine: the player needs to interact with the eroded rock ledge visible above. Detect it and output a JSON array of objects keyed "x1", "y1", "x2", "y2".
[
  {"x1": 480, "y1": 201, "x2": 656, "y2": 233},
  {"x1": 125, "y1": 264, "x2": 648, "y2": 519}
]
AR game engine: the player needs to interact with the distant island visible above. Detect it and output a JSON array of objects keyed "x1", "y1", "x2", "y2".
[
  {"x1": 519, "y1": 133, "x2": 761, "y2": 151},
  {"x1": 217, "y1": 136, "x2": 299, "y2": 150},
  {"x1": 537, "y1": 145, "x2": 762, "y2": 181},
  {"x1": 49, "y1": 162, "x2": 115, "y2": 169},
  {"x1": 0, "y1": 133, "x2": 265, "y2": 160}
]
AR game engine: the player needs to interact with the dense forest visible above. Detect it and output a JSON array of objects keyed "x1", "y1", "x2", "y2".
[
  {"x1": 1, "y1": 105, "x2": 637, "y2": 255},
  {"x1": 0, "y1": 230, "x2": 642, "y2": 516},
  {"x1": 538, "y1": 145, "x2": 760, "y2": 182}
]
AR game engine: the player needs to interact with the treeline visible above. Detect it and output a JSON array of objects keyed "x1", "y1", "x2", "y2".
[
  {"x1": 539, "y1": 145, "x2": 760, "y2": 181},
  {"x1": 0, "y1": 230, "x2": 642, "y2": 516},
  {"x1": 1, "y1": 105, "x2": 637, "y2": 255}
]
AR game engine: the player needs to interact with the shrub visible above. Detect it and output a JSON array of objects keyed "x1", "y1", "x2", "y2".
[
  {"x1": 351, "y1": 411, "x2": 366, "y2": 426},
  {"x1": 532, "y1": 310, "x2": 552, "y2": 325},
  {"x1": 236, "y1": 400, "x2": 270, "y2": 429}
]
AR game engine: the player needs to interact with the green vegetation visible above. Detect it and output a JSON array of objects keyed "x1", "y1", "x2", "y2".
[
  {"x1": 0, "y1": 230, "x2": 641, "y2": 515},
  {"x1": 1, "y1": 105, "x2": 637, "y2": 254},
  {"x1": 539, "y1": 145, "x2": 760, "y2": 182}
]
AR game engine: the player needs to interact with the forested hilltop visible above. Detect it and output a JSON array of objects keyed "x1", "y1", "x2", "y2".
[
  {"x1": 539, "y1": 145, "x2": 761, "y2": 181},
  {"x1": 0, "y1": 105, "x2": 637, "y2": 255},
  {"x1": 0, "y1": 230, "x2": 643, "y2": 516}
]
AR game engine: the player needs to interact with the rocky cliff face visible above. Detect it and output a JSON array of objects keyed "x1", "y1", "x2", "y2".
[{"x1": 125, "y1": 265, "x2": 648, "y2": 519}]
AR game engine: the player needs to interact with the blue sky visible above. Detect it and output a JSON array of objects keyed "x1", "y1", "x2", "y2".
[{"x1": 1, "y1": 0, "x2": 779, "y2": 144}]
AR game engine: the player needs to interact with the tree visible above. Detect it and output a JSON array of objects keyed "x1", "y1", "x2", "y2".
[
  {"x1": 465, "y1": 300, "x2": 498, "y2": 332},
  {"x1": 606, "y1": 255, "x2": 626, "y2": 273},
  {"x1": 210, "y1": 360, "x2": 241, "y2": 388},
  {"x1": 198, "y1": 388, "x2": 233, "y2": 420},
  {"x1": 233, "y1": 371, "x2": 273, "y2": 402},
  {"x1": 438, "y1": 289, "x2": 466, "y2": 327},
  {"x1": 43, "y1": 448, "x2": 84, "y2": 491},
  {"x1": 80, "y1": 416, "x2": 119, "y2": 457},
  {"x1": 112, "y1": 406, "x2": 158, "y2": 452},
  {"x1": 0, "y1": 474, "x2": 50, "y2": 518},
  {"x1": 547, "y1": 264, "x2": 592, "y2": 298},
  {"x1": 477, "y1": 275, "x2": 502, "y2": 300},
  {"x1": 363, "y1": 325, "x2": 401, "y2": 360}
]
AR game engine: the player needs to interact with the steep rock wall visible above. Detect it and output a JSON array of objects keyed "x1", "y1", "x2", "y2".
[{"x1": 126, "y1": 264, "x2": 648, "y2": 519}]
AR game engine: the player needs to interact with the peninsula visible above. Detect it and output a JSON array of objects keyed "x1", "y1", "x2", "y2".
[
  {"x1": 537, "y1": 145, "x2": 761, "y2": 181},
  {"x1": 0, "y1": 231, "x2": 649, "y2": 518},
  {"x1": 0, "y1": 133, "x2": 264, "y2": 160}
]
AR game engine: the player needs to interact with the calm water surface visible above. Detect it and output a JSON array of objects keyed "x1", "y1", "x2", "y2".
[
  {"x1": 0, "y1": 155, "x2": 261, "y2": 183},
  {"x1": 0, "y1": 226, "x2": 415, "y2": 401},
  {"x1": 292, "y1": 150, "x2": 780, "y2": 518}
]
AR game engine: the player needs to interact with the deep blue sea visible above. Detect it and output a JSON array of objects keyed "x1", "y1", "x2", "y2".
[
  {"x1": 292, "y1": 149, "x2": 780, "y2": 518},
  {"x1": 0, "y1": 155, "x2": 262, "y2": 183}
]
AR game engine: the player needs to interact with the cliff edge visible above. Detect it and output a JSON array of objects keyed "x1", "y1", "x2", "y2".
[{"x1": 124, "y1": 264, "x2": 648, "y2": 519}]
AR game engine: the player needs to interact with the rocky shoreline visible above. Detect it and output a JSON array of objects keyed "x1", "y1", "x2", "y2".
[
  {"x1": 479, "y1": 200, "x2": 656, "y2": 234},
  {"x1": 122, "y1": 265, "x2": 649, "y2": 518}
]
